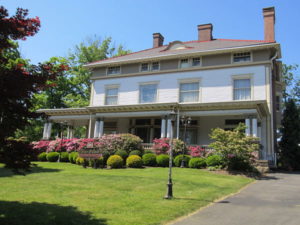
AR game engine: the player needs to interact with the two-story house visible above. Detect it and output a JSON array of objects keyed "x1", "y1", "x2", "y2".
[{"x1": 39, "y1": 7, "x2": 282, "y2": 165}]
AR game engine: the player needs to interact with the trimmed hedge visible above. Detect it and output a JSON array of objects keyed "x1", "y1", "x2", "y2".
[
  {"x1": 206, "y1": 155, "x2": 223, "y2": 167},
  {"x1": 88, "y1": 157, "x2": 105, "y2": 168},
  {"x1": 142, "y1": 153, "x2": 157, "y2": 166},
  {"x1": 69, "y1": 152, "x2": 79, "y2": 164},
  {"x1": 156, "y1": 154, "x2": 170, "y2": 167},
  {"x1": 114, "y1": 150, "x2": 128, "y2": 161},
  {"x1": 189, "y1": 158, "x2": 206, "y2": 169},
  {"x1": 60, "y1": 152, "x2": 69, "y2": 162},
  {"x1": 76, "y1": 157, "x2": 86, "y2": 166},
  {"x1": 129, "y1": 150, "x2": 142, "y2": 157},
  {"x1": 126, "y1": 155, "x2": 143, "y2": 168},
  {"x1": 37, "y1": 152, "x2": 47, "y2": 161},
  {"x1": 107, "y1": 155, "x2": 123, "y2": 168},
  {"x1": 174, "y1": 155, "x2": 191, "y2": 167},
  {"x1": 46, "y1": 152, "x2": 59, "y2": 162}
]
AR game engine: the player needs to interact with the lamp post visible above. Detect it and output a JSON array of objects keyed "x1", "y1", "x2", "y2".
[
  {"x1": 58, "y1": 120, "x2": 67, "y2": 163},
  {"x1": 164, "y1": 110, "x2": 176, "y2": 199},
  {"x1": 180, "y1": 115, "x2": 192, "y2": 168}
]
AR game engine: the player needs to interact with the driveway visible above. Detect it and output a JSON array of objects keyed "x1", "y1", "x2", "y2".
[{"x1": 171, "y1": 173, "x2": 300, "y2": 225}]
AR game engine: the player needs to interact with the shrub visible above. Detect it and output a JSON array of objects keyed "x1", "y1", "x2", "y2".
[
  {"x1": 37, "y1": 152, "x2": 47, "y2": 161},
  {"x1": 120, "y1": 134, "x2": 143, "y2": 152},
  {"x1": 153, "y1": 138, "x2": 170, "y2": 155},
  {"x1": 174, "y1": 155, "x2": 191, "y2": 167},
  {"x1": 189, "y1": 158, "x2": 206, "y2": 169},
  {"x1": 72, "y1": 152, "x2": 79, "y2": 163},
  {"x1": 88, "y1": 157, "x2": 105, "y2": 168},
  {"x1": 142, "y1": 153, "x2": 157, "y2": 166},
  {"x1": 46, "y1": 152, "x2": 59, "y2": 162},
  {"x1": 144, "y1": 150, "x2": 154, "y2": 154},
  {"x1": 206, "y1": 155, "x2": 223, "y2": 167},
  {"x1": 173, "y1": 139, "x2": 187, "y2": 156},
  {"x1": 114, "y1": 150, "x2": 128, "y2": 161},
  {"x1": 76, "y1": 157, "x2": 86, "y2": 166},
  {"x1": 188, "y1": 146, "x2": 206, "y2": 157},
  {"x1": 107, "y1": 155, "x2": 123, "y2": 168},
  {"x1": 101, "y1": 151, "x2": 110, "y2": 165},
  {"x1": 60, "y1": 152, "x2": 69, "y2": 162},
  {"x1": 156, "y1": 154, "x2": 170, "y2": 167},
  {"x1": 126, "y1": 155, "x2": 143, "y2": 168},
  {"x1": 129, "y1": 150, "x2": 142, "y2": 157},
  {"x1": 68, "y1": 152, "x2": 75, "y2": 163}
]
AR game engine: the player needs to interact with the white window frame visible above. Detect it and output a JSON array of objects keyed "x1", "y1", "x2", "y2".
[
  {"x1": 232, "y1": 74, "x2": 253, "y2": 101},
  {"x1": 140, "y1": 63, "x2": 149, "y2": 72},
  {"x1": 151, "y1": 62, "x2": 160, "y2": 71},
  {"x1": 104, "y1": 85, "x2": 119, "y2": 105},
  {"x1": 179, "y1": 58, "x2": 190, "y2": 68},
  {"x1": 178, "y1": 78, "x2": 201, "y2": 103},
  {"x1": 232, "y1": 52, "x2": 252, "y2": 64},
  {"x1": 191, "y1": 57, "x2": 201, "y2": 67},
  {"x1": 139, "y1": 82, "x2": 159, "y2": 104},
  {"x1": 140, "y1": 62, "x2": 160, "y2": 72},
  {"x1": 178, "y1": 57, "x2": 202, "y2": 69},
  {"x1": 107, "y1": 66, "x2": 121, "y2": 75}
]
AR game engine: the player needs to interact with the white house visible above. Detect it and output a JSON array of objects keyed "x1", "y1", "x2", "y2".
[{"x1": 39, "y1": 7, "x2": 282, "y2": 165}]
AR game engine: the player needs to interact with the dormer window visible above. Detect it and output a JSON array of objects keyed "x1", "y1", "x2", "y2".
[
  {"x1": 180, "y1": 59, "x2": 189, "y2": 68},
  {"x1": 192, "y1": 57, "x2": 201, "y2": 66},
  {"x1": 233, "y1": 52, "x2": 251, "y2": 63},
  {"x1": 141, "y1": 63, "x2": 149, "y2": 72},
  {"x1": 107, "y1": 66, "x2": 121, "y2": 75}
]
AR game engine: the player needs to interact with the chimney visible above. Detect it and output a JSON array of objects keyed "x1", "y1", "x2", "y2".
[
  {"x1": 263, "y1": 7, "x2": 275, "y2": 41},
  {"x1": 197, "y1": 24, "x2": 213, "y2": 41},
  {"x1": 153, "y1": 33, "x2": 164, "y2": 48}
]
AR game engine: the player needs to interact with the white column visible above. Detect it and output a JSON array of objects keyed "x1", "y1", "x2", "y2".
[
  {"x1": 99, "y1": 120, "x2": 104, "y2": 137},
  {"x1": 46, "y1": 122, "x2": 52, "y2": 139},
  {"x1": 88, "y1": 115, "x2": 92, "y2": 138},
  {"x1": 43, "y1": 123, "x2": 48, "y2": 139},
  {"x1": 245, "y1": 118, "x2": 251, "y2": 136},
  {"x1": 161, "y1": 117, "x2": 166, "y2": 138},
  {"x1": 69, "y1": 126, "x2": 74, "y2": 139},
  {"x1": 252, "y1": 118, "x2": 258, "y2": 137},
  {"x1": 166, "y1": 118, "x2": 172, "y2": 138},
  {"x1": 67, "y1": 126, "x2": 70, "y2": 139},
  {"x1": 94, "y1": 120, "x2": 100, "y2": 138}
]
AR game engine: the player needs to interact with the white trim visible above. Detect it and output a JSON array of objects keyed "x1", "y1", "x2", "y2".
[
  {"x1": 178, "y1": 79, "x2": 201, "y2": 103},
  {"x1": 184, "y1": 109, "x2": 257, "y2": 117},
  {"x1": 96, "y1": 111, "x2": 173, "y2": 118},
  {"x1": 231, "y1": 51, "x2": 253, "y2": 64},
  {"x1": 231, "y1": 74, "x2": 254, "y2": 101}
]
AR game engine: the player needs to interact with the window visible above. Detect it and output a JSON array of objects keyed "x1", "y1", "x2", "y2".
[
  {"x1": 139, "y1": 84, "x2": 157, "y2": 103},
  {"x1": 180, "y1": 59, "x2": 189, "y2": 68},
  {"x1": 192, "y1": 57, "x2": 201, "y2": 66},
  {"x1": 105, "y1": 87, "x2": 118, "y2": 105},
  {"x1": 233, "y1": 52, "x2": 251, "y2": 63},
  {"x1": 179, "y1": 82, "x2": 199, "y2": 102},
  {"x1": 107, "y1": 66, "x2": 120, "y2": 75},
  {"x1": 151, "y1": 62, "x2": 160, "y2": 71},
  {"x1": 141, "y1": 63, "x2": 149, "y2": 72},
  {"x1": 233, "y1": 79, "x2": 251, "y2": 100}
]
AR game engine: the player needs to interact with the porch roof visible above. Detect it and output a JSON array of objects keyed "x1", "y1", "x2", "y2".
[{"x1": 37, "y1": 100, "x2": 269, "y2": 118}]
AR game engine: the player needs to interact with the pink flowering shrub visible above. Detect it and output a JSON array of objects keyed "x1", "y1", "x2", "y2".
[
  {"x1": 32, "y1": 140, "x2": 50, "y2": 152},
  {"x1": 153, "y1": 138, "x2": 170, "y2": 155},
  {"x1": 188, "y1": 146, "x2": 206, "y2": 157}
]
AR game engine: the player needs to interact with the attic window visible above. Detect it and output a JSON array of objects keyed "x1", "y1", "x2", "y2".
[
  {"x1": 192, "y1": 57, "x2": 201, "y2": 66},
  {"x1": 107, "y1": 66, "x2": 121, "y2": 75},
  {"x1": 141, "y1": 63, "x2": 149, "y2": 72},
  {"x1": 180, "y1": 59, "x2": 189, "y2": 68},
  {"x1": 151, "y1": 62, "x2": 160, "y2": 71},
  {"x1": 233, "y1": 52, "x2": 251, "y2": 63}
]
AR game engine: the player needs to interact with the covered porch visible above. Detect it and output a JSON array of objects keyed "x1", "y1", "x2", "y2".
[{"x1": 38, "y1": 100, "x2": 272, "y2": 160}]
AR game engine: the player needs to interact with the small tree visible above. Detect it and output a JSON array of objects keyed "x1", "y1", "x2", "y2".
[
  {"x1": 209, "y1": 123, "x2": 259, "y2": 171},
  {"x1": 279, "y1": 99, "x2": 300, "y2": 170}
]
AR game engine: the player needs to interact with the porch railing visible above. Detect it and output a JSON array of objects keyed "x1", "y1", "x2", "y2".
[{"x1": 141, "y1": 143, "x2": 214, "y2": 151}]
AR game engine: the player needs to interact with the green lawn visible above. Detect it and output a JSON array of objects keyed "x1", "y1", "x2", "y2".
[{"x1": 0, "y1": 162, "x2": 253, "y2": 225}]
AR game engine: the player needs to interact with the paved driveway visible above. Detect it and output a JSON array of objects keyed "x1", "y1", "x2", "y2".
[{"x1": 171, "y1": 173, "x2": 300, "y2": 225}]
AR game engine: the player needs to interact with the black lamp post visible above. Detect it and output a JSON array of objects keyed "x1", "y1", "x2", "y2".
[
  {"x1": 180, "y1": 115, "x2": 191, "y2": 168},
  {"x1": 164, "y1": 110, "x2": 177, "y2": 199}
]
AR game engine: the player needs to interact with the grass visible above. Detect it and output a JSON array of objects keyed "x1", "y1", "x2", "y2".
[{"x1": 0, "y1": 162, "x2": 253, "y2": 225}]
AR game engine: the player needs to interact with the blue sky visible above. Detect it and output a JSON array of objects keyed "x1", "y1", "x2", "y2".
[{"x1": 1, "y1": 0, "x2": 300, "y2": 67}]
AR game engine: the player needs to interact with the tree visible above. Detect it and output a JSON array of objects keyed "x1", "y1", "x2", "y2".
[
  {"x1": 278, "y1": 99, "x2": 300, "y2": 170},
  {"x1": 0, "y1": 7, "x2": 67, "y2": 172},
  {"x1": 282, "y1": 64, "x2": 299, "y2": 104}
]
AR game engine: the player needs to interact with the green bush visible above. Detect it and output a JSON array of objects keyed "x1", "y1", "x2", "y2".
[
  {"x1": 68, "y1": 152, "x2": 79, "y2": 164},
  {"x1": 101, "y1": 151, "x2": 110, "y2": 165},
  {"x1": 37, "y1": 152, "x2": 47, "y2": 161},
  {"x1": 120, "y1": 133, "x2": 143, "y2": 152},
  {"x1": 142, "y1": 153, "x2": 157, "y2": 166},
  {"x1": 60, "y1": 152, "x2": 69, "y2": 162},
  {"x1": 46, "y1": 152, "x2": 59, "y2": 162},
  {"x1": 129, "y1": 150, "x2": 142, "y2": 157},
  {"x1": 144, "y1": 150, "x2": 154, "y2": 154},
  {"x1": 189, "y1": 158, "x2": 206, "y2": 169},
  {"x1": 206, "y1": 155, "x2": 223, "y2": 167},
  {"x1": 126, "y1": 155, "x2": 143, "y2": 168},
  {"x1": 88, "y1": 157, "x2": 105, "y2": 168},
  {"x1": 107, "y1": 155, "x2": 123, "y2": 168},
  {"x1": 76, "y1": 157, "x2": 86, "y2": 166},
  {"x1": 174, "y1": 155, "x2": 191, "y2": 167},
  {"x1": 114, "y1": 150, "x2": 128, "y2": 161},
  {"x1": 156, "y1": 154, "x2": 170, "y2": 167}
]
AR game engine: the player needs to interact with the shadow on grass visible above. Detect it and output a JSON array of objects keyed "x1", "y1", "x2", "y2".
[
  {"x1": 0, "y1": 165, "x2": 62, "y2": 178},
  {"x1": 0, "y1": 201, "x2": 107, "y2": 225}
]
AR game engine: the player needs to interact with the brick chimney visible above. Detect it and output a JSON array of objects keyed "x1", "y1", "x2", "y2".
[
  {"x1": 197, "y1": 24, "x2": 213, "y2": 41},
  {"x1": 263, "y1": 7, "x2": 275, "y2": 41},
  {"x1": 153, "y1": 33, "x2": 164, "y2": 48}
]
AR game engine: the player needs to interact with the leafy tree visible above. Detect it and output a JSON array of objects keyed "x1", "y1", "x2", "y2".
[
  {"x1": 282, "y1": 64, "x2": 299, "y2": 104},
  {"x1": 278, "y1": 99, "x2": 300, "y2": 170},
  {"x1": 0, "y1": 7, "x2": 67, "y2": 172}
]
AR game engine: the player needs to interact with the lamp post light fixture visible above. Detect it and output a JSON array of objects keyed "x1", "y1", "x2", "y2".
[
  {"x1": 180, "y1": 115, "x2": 192, "y2": 168},
  {"x1": 164, "y1": 110, "x2": 177, "y2": 199}
]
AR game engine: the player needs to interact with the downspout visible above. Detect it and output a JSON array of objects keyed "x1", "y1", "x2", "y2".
[
  {"x1": 176, "y1": 107, "x2": 180, "y2": 139},
  {"x1": 270, "y1": 51, "x2": 278, "y2": 166}
]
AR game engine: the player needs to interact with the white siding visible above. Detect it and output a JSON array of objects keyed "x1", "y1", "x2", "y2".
[{"x1": 92, "y1": 65, "x2": 266, "y2": 106}]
